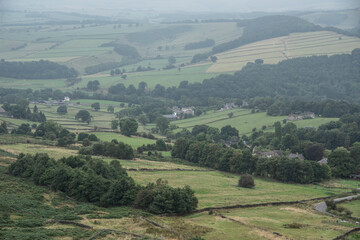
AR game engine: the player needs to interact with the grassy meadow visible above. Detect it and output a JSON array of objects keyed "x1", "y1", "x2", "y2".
[
  {"x1": 91, "y1": 132, "x2": 157, "y2": 148},
  {"x1": 170, "y1": 108, "x2": 338, "y2": 135},
  {"x1": 128, "y1": 170, "x2": 343, "y2": 208}
]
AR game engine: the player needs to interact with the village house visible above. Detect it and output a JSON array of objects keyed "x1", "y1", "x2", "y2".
[
  {"x1": 0, "y1": 107, "x2": 8, "y2": 117},
  {"x1": 288, "y1": 112, "x2": 315, "y2": 121},
  {"x1": 162, "y1": 114, "x2": 177, "y2": 120},
  {"x1": 288, "y1": 153, "x2": 304, "y2": 160},
  {"x1": 318, "y1": 158, "x2": 328, "y2": 165},
  {"x1": 255, "y1": 150, "x2": 282, "y2": 158},
  {"x1": 219, "y1": 102, "x2": 237, "y2": 111},
  {"x1": 170, "y1": 106, "x2": 195, "y2": 118}
]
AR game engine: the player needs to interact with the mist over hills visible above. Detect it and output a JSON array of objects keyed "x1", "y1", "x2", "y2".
[{"x1": 2, "y1": 0, "x2": 360, "y2": 13}]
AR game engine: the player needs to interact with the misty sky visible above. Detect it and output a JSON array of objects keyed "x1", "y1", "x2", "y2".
[{"x1": 1, "y1": 0, "x2": 360, "y2": 13}]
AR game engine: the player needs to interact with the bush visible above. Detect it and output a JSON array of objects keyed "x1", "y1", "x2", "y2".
[
  {"x1": 283, "y1": 222, "x2": 307, "y2": 229},
  {"x1": 238, "y1": 174, "x2": 255, "y2": 188}
]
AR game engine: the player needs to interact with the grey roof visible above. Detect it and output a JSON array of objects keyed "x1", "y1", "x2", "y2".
[
  {"x1": 318, "y1": 158, "x2": 328, "y2": 165},
  {"x1": 288, "y1": 153, "x2": 304, "y2": 160}
]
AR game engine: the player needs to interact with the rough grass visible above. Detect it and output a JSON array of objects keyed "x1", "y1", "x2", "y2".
[
  {"x1": 208, "y1": 31, "x2": 360, "y2": 73},
  {"x1": 186, "y1": 205, "x2": 355, "y2": 240},
  {"x1": 0, "y1": 144, "x2": 77, "y2": 159},
  {"x1": 338, "y1": 200, "x2": 360, "y2": 218},
  {"x1": 319, "y1": 179, "x2": 360, "y2": 189}
]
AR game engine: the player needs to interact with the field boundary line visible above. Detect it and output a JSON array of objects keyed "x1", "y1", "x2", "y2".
[
  {"x1": 175, "y1": 195, "x2": 348, "y2": 216},
  {"x1": 333, "y1": 228, "x2": 360, "y2": 240}
]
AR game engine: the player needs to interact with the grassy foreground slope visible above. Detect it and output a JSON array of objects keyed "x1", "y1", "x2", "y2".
[
  {"x1": 208, "y1": 31, "x2": 360, "y2": 73},
  {"x1": 0, "y1": 144, "x2": 358, "y2": 239}
]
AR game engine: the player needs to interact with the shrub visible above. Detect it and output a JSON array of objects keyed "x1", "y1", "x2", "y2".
[
  {"x1": 283, "y1": 222, "x2": 307, "y2": 229},
  {"x1": 238, "y1": 174, "x2": 255, "y2": 188}
]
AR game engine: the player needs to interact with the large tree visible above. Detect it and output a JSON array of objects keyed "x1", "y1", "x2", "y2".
[
  {"x1": 119, "y1": 118, "x2": 138, "y2": 136},
  {"x1": 328, "y1": 147, "x2": 354, "y2": 178},
  {"x1": 220, "y1": 125, "x2": 239, "y2": 140},
  {"x1": 155, "y1": 116, "x2": 170, "y2": 134},
  {"x1": 75, "y1": 110, "x2": 92, "y2": 124},
  {"x1": 91, "y1": 102, "x2": 100, "y2": 111},
  {"x1": 57, "y1": 105, "x2": 67, "y2": 115}
]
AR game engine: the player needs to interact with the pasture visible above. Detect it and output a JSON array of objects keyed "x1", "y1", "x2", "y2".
[
  {"x1": 82, "y1": 63, "x2": 217, "y2": 89},
  {"x1": 30, "y1": 102, "x2": 119, "y2": 130},
  {"x1": 0, "y1": 144, "x2": 77, "y2": 159},
  {"x1": 208, "y1": 31, "x2": 360, "y2": 73},
  {"x1": 186, "y1": 205, "x2": 356, "y2": 240},
  {"x1": 128, "y1": 170, "x2": 342, "y2": 208},
  {"x1": 91, "y1": 132, "x2": 157, "y2": 148},
  {"x1": 171, "y1": 109, "x2": 338, "y2": 135}
]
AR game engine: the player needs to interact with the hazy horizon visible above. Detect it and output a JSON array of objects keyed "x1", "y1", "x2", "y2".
[{"x1": 1, "y1": 0, "x2": 360, "y2": 14}]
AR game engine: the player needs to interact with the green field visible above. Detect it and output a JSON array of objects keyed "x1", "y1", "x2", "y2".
[
  {"x1": 0, "y1": 144, "x2": 78, "y2": 159},
  {"x1": 29, "y1": 102, "x2": 120, "y2": 130},
  {"x1": 91, "y1": 132, "x2": 157, "y2": 148},
  {"x1": 128, "y1": 170, "x2": 342, "y2": 208},
  {"x1": 82, "y1": 63, "x2": 218, "y2": 89},
  {"x1": 208, "y1": 31, "x2": 360, "y2": 73},
  {"x1": 170, "y1": 109, "x2": 338, "y2": 135}
]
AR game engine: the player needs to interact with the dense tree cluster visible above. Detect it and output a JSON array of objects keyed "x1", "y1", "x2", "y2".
[
  {"x1": 176, "y1": 50, "x2": 360, "y2": 104},
  {"x1": 264, "y1": 98, "x2": 360, "y2": 118},
  {"x1": 171, "y1": 137, "x2": 330, "y2": 184},
  {"x1": 34, "y1": 121, "x2": 76, "y2": 146},
  {"x1": 134, "y1": 179, "x2": 198, "y2": 214},
  {"x1": 79, "y1": 141, "x2": 134, "y2": 159},
  {"x1": 101, "y1": 42, "x2": 141, "y2": 60},
  {"x1": 8, "y1": 153, "x2": 198, "y2": 214},
  {"x1": 0, "y1": 60, "x2": 78, "y2": 79},
  {"x1": 250, "y1": 114, "x2": 360, "y2": 153},
  {"x1": 77, "y1": 132, "x2": 99, "y2": 142},
  {"x1": 137, "y1": 139, "x2": 172, "y2": 153},
  {"x1": 87, "y1": 80, "x2": 100, "y2": 91},
  {"x1": 255, "y1": 157, "x2": 330, "y2": 183},
  {"x1": 184, "y1": 39, "x2": 215, "y2": 50},
  {"x1": 2, "y1": 102, "x2": 46, "y2": 122},
  {"x1": 8, "y1": 154, "x2": 136, "y2": 206}
]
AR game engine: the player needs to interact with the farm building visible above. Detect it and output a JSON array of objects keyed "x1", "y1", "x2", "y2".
[
  {"x1": 318, "y1": 158, "x2": 328, "y2": 165},
  {"x1": 288, "y1": 153, "x2": 304, "y2": 160},
  {"x1": 0, "y1": 107, "x2": 9, "y2": 117},
  {"x1": 288, "y1": 112, "x2": 315, "y2": 121}
]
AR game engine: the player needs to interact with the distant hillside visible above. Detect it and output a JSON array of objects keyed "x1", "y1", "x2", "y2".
[
  {"x1": 191, "y1": 15, "x2": 359, "y2": 63},
  {"x1": 0, "y1": 60, "x2": 78, "y2": 79},
  {"x1": 213, "y1": 15, "x2": 321, "y2": 54},
  {"x1": 300, "y1": 8, "x2": 360, "y2": 30},
  {"x1": 170, "y1": 49, "x2": 360, "y2": 103},
  {"x1": 207, "y1": 31, "x2": 360, "y2": 73}
]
